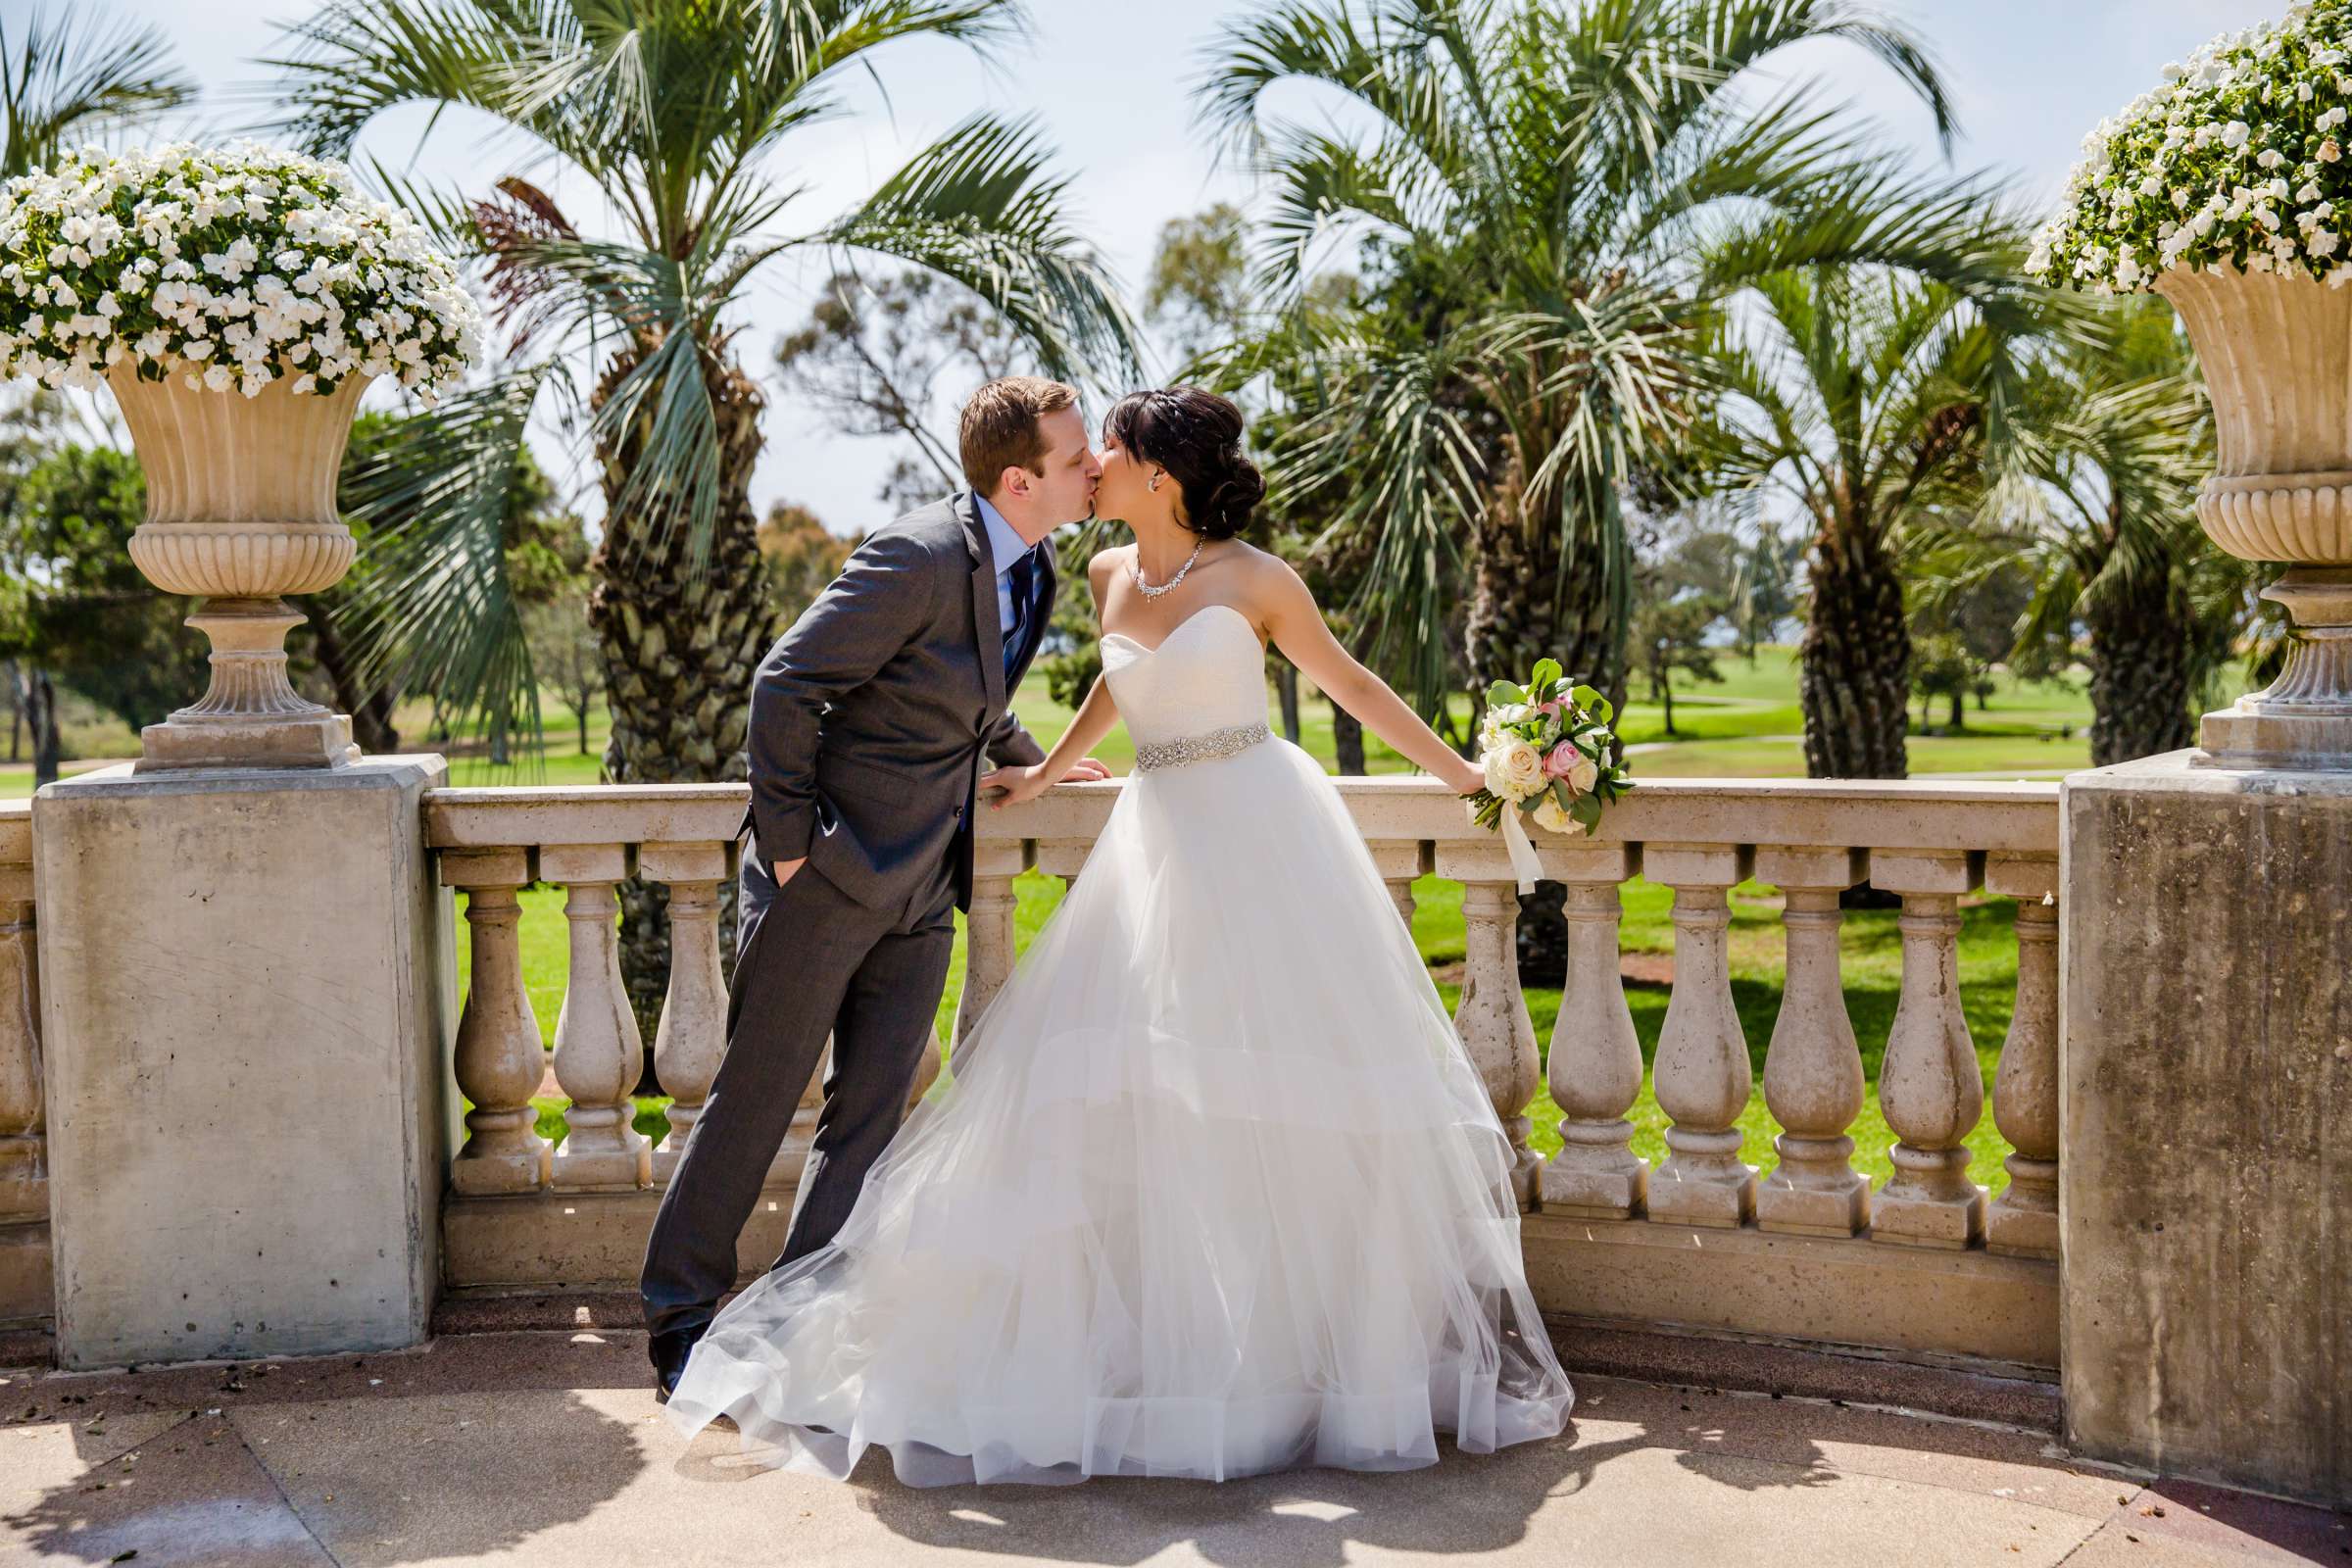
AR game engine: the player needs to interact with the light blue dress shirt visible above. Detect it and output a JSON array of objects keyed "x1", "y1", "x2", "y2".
[{"x1": 973, "y1": 493, "x2": 1034, "y2": 637}]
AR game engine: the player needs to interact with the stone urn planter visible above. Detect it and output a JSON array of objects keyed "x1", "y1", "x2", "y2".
[
  {"x1": 110, "y1": 365, "x2": 371, "y2": 771},
  {"x1": 2156, "y1": 266, "x2": 2352, "y2": 768}
]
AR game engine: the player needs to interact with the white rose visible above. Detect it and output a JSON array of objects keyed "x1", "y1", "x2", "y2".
[
  {"x1": 1481, "y1": 736, "x2": 1546, "y2": 801},
  {"x1": 1568, "y1": 754, "x2": 1600, "y2": 794},
  {"x1": 1532, "y1": 796, "x2": 1575, "y2": 834}
]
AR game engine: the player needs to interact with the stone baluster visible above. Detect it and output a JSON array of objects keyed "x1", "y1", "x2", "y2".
[
  {"x1": 1753, "y1": 847, "x2": 1869, "y2": 1237},
  {"x1": 640, "y1": 841, "x2": 732, "y2": 1185},
  {"x1": 0, "y1": 820, "x2": 43, "y2": 1226},
  {"x1": 542, "y1": 843, "x2": 652, "y2": 1191},
  {"x1": 1870, "y1": 851, "x2": 1988, "y2": 1248},
  {"x1": 441, "y1": 848, "x2": 552, "y2": 1196},
  {"x1": 954, "y1": 840, "x2": 1028, "y2": 1046},
  {"x1": 1644, "y1": 844, "x2": 1758, "y2": 1227},
  {"x1": 1985, "y1": 854, "x2": 2060, "y2": 1258},
  {"x1": 1538, "y1": 844, "x2": 1648, "y2": 1219},
  {"x1": 1434, "y1": 845, "x2": 1543, "y2": 1206},
  {"x1": 1365, "y1": 839, "x2": 1430, "y2": 932}
]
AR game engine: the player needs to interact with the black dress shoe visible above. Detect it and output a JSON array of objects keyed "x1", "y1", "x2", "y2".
[{"x1": 650, "y1": 1322, "x2": 707, "y2": 1404}]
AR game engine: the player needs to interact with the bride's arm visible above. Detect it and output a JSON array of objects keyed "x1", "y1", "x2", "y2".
[{"x1": 1257, "y1": 556, "x2": 1485, "y2": 796}]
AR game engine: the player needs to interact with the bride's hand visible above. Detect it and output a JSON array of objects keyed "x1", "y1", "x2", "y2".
[{"x1": 1443, "y1": 758, "x2": 1486, "y2": 797}]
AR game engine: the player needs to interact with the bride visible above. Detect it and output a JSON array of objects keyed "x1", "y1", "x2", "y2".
[{"x1": 663, "y1": 386, "x2": 1574, "y2": 1486}]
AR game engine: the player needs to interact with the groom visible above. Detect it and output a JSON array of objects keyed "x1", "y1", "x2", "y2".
[{"x1": 641, "y1": 375, "x2": 1110, "y2": 1397}]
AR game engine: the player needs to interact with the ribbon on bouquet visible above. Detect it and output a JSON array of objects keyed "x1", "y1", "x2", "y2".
[{"x1": 1497, "y1": 802, "x2": 1544, "y2": 894}]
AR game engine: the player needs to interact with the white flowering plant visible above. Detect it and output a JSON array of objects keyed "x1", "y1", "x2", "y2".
[
  {"x1": 0, "y1": 140, "x2": 480, "y2": 400},
  {"x1": 1463, "y1": 658, "x2": 1634, "y2": 842},
  {"x1": 2030, "y1": 0, "x2": 2352, "y2": 292}
]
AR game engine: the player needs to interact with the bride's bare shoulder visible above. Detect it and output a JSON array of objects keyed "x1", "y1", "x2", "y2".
[{"x1": 1085, "y1": 543, "x2": 1131, "y2": 607}]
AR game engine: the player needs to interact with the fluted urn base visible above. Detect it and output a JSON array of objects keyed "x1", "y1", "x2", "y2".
[
  {"x1": 2196, "y1": 566, "x2": 2352, "y2": 769},
  {"x1": 134, "y1": 597, "x2": 359, "y2": 772}
]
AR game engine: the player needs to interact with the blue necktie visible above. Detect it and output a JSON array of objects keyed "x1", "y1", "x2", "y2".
[{"x1": 1004, "y1": 544, "x2": 1039, "y2": 678}]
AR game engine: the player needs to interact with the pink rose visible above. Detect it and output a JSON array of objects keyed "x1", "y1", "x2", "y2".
[
  {"x1": 1534, "y1": 697, "x2": 1565, "y2": 715},
  {"x1": 1542, "y1": 742, "x2": 1583, "y2": 779}
]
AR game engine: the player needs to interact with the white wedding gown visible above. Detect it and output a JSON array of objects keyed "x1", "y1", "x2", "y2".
[{"x1": 664, "y1": 602, "x2": 1574, "y2": 1485}]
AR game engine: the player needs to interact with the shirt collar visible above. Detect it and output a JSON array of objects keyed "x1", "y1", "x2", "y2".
[{"x1": 973, "y1": 492, "x2": 1032, "y2": 577}]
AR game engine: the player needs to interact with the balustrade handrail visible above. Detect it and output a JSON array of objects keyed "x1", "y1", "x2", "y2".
[{"x1": 419, "y1": 774, "x2": 2061, "y2": 855}]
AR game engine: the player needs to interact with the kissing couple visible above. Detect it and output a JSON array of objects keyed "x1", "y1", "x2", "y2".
[{"x1": 640, "y1": 375, "x2": 1572, "y2": 1486}]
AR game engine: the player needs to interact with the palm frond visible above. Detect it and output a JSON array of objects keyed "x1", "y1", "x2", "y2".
[
  {"x1": 803, "y1": 112, "x2": 1145, "y2": 388},
  {"x1": 334, "y1": 367, "x2": 558, "y2": 765},
  {"x1": 2, "y1": 5, "x2": 195, "y2": 177}
]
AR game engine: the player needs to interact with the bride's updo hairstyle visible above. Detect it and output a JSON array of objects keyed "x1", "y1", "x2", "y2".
[{"x1": 1103, "y1": 386, "x2": 1266, "y2": 540}]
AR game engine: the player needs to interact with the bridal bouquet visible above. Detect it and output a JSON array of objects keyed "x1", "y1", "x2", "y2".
[
  {"x1": 0, "y1": 140, "x2": 479, "y2": 400},
  {"x1": 1462, "y1": 658, "x2": 1634, "y2": 891}
]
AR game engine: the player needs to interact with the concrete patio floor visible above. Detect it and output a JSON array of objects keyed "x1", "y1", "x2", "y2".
[{"x1": 1, "y1": 1328, "x2": 2343, "y2": 1568}]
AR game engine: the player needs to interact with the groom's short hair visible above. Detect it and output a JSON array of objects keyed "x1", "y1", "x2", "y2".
[{"x1": 959, "y1": 375, "x2": 1080, "y2": 498}]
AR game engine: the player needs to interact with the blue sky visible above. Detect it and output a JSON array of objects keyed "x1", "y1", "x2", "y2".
[{"x1": 109, "y1": 0, "x2": 2282, "y2": 532}]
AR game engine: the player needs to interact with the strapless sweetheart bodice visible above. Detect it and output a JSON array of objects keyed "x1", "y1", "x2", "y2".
[{"x1": 1098, "y1": 603, "x2": 1270, "y2": 749}]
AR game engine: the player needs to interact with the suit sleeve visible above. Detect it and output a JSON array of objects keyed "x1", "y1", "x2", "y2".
[
  {"x1": 749, "y1": 527, "x2": 942, "y2": 862},
  {"x1": 983, "y1": 707, "x2": 1048, "y2": 767}
]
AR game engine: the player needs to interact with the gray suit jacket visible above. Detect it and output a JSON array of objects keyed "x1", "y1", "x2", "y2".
[{"x1": 743, "y1": 491, "x2": 1054, "y2": 914}]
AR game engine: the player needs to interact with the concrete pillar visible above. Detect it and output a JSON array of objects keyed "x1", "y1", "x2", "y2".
[
  {"x1": 2062, "y1": 754, "x2": 2352, "y2": 1506},
  {"x1": 32, "y1": 757, "x2": 454, "y2": 1369}
]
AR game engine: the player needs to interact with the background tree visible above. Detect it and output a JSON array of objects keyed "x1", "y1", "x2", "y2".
[
  {"x1": 757, "y1": 501, "x2": 857, "y2": 630},
  {"x1": 0, "y1": 443, "x2": 210, "y2": 785},
  {"x1": 1631, "y1": 597, "x2": 1726, "y2": 739},
  {"x1": 1980, "y1": 299, "x2": 2249, "y2": 764},
  {"x1": 273, "y1": 0, "x2": 1143, "y2": 1018},
  {"x1": 1200, "y1": 0, "x2": 2005, "y2": 729},
  {"x1": 525, "y1": 598, "x2": 603, "y2": 757},
  {"x1": 1710, "y1": 267, "x2": 2060, "y2": 777},
  {"x1": 776, "y1": 269, "x2": 1039, "y2": 514},
  {"x1": 1, "y1": 3, "x2": 196, "y2": 781},
  {"x1": 1145, "y1": 204, "x2": 1253, "y2": 368}
]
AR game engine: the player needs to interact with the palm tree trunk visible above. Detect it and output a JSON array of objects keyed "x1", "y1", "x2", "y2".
[
  {"x1": 589, "y1": 339, "x2": 774, "y2": 1067},
  {"x1": 1799, "y1": 522, "x2": 1910, "y2": 779},
  {"x1": 306, "y1": 599, "x2": 401, "y2": 755},
  {"x1": 1332, "y1": 704, "x2": 1366, "y2": 774},
  {"x1": 1471, "y1": 492, "x2": 1631, "y2": 987},
  {"x1": 2086, "y1": 570, "x2": 2197, "y2": 765},
  {"x1": 1274, "y1": 660, "x2": 1301, "y2": 744},
  {"x1": 23, "y1": 667, "x2": 59, "y2": 789}
]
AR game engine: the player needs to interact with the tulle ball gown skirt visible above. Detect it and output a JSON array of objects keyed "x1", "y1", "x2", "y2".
[{"x1": 663, "y1": 733, "x2": 1573, "y2": 1486}]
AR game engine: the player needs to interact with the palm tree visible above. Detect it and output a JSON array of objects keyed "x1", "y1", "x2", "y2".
[
  {"x1": 1194, "y1": 0, "x2": 2014, "y2": 719},
  {"x1": 1976, "y1": 299, "x2": 2251, "y2": 765},
  {"x1": 1707, "y1": 266, "x2": 2062, "y2": 777},
  {"x1": 269, "y1": 0, "x2": 1143, "y2": 1023}
]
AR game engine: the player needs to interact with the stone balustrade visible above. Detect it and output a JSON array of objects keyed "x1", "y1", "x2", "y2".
[
  {"x1": 0, "y1": 802, "x2": 46, "y2": 1326},
  {"x1": 0, "y1": 773, "x2": 2055, "y2": 1373},
  {"x1": 408, "y1": 773, "x2": 2062, "y2": 1371}
]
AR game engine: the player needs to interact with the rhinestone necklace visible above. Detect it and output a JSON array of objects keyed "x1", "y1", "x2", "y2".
[{"x1": 1131, "y1": 537, "x2": 1205, "y2": 600}]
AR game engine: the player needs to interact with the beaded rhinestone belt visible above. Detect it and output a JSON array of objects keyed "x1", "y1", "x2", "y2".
[{"x1": 1133, "y1": 721, "x2": 1272, "y2": 773}]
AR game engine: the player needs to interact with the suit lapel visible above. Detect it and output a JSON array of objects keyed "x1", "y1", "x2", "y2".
[{"x1": 955, "y1": 491, "x2": 1008, "y2": 714}]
